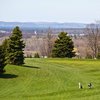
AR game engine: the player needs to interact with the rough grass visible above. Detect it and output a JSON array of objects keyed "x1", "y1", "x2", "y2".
[{"x1": 0, "y1": 58, "x2": 100, "y2": 100}]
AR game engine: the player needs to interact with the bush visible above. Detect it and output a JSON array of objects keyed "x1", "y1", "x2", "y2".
[
  {"x1": 86, "y1": 53, "x2": 92, "y2": 59},
  {"x1": 34, "y1": 53, "x2": 40, "y2": 58},
  {"x1": 97, "y1": 53, "x2": 100, "y2": 59}
]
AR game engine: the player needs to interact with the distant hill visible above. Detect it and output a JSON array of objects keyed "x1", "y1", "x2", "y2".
[{"x1": 0, "y1": 21, "x2": 87, "y2": 30}]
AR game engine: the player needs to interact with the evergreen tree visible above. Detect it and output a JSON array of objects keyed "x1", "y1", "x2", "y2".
[
  {"x1": 7, "y1": 26, "x2": 25, "y2": 65},
  {"x1": 2, "y1": 39, "x2": 9, "y2": 60},
  {"x1": 52, "y1": 32, "x2": 75, "y2": 58},
  {"x1": 34, "y1": 52, "x2": 40, "y2": 58},
  {"x1": 0, "y1": 46, "x2": 6, "y2": 73}
]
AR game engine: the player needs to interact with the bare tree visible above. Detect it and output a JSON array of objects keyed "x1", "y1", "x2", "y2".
[
  {"x1": 46, "y1": 28, "x2": 54, "y2": 57},
  {"x1": 85, "y1": 23, "x2": 100, "y2": 58},
  {"x1": 39, "y1": 38, "x2": 47, "y2": 57}
]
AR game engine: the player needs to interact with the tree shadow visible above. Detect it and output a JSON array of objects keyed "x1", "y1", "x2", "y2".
[
  {"x1": 22, "y1": 65, "x2": 40, "y2": 69},
  {"x1": 0, "y1": 74, "x2": 18, "y2": 79}
]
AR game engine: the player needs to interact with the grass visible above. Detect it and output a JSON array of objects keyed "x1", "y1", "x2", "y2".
[{"x1": 0, "y1": 58, "x2": 100, "y2": 100}]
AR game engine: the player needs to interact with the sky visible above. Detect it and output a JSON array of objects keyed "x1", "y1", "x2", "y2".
[{"x1": 0, "y1": 0, "x2": 100, "y2": 23}]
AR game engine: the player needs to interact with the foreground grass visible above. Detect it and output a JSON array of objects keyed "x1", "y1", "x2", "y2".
[{"x1": 0, "y1": 58, "x2": 100, "y2": 100}]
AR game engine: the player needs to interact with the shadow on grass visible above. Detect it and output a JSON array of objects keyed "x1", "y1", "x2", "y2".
[
  {"x1": 0, "y1": 74, "x2": 18, "y2": 79},
  {"x1": 22, "y1": 65, "x2": 40, "y2": 69}
]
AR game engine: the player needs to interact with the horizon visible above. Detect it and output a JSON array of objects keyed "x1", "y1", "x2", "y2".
[{"x1": 0, "y1": 21, "x2": 93, "y2": 24}]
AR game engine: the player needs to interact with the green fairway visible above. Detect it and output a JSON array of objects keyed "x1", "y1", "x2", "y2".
[{"x1": 0, "y1": 58, "x2": 100, "y2": 100}]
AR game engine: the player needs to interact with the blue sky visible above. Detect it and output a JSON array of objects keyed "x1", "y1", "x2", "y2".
[{"x1": 0, "y1": 0, "x2": 100, "y2": 23}]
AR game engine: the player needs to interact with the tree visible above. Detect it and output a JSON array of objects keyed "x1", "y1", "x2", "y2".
[
  {"x1": 46, "y1": 28, "x2": 54, "y2": 57},
  {"x1": 85, "y1": 23, "x2": 100, "y2": 58},
  {"x1": 52, "y1": 32, "x2": 75, "y2": 58},
  {"x1": 0, "y1": 46, "x2": 6, "y2": 73},
  {"x1": 39, "y1": 38, "x2": 47, "y2": 57},
  {"x1": 2, "y1": 39, "x2": 9, "y2": 60},
  {"x1": 7, "y1": 26, "x2": 25, "y2": 65},
  {"x1": 34, "y1": 52, "x2": 40, "y2": 58}
]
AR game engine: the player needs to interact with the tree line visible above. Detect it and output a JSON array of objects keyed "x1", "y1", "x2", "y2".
[
  {"x1": 0, "y1": 26, "x2": 75, "y2": 73},
  {"x1": 0, "y1": 23, "x2": 100, "y2": 73}
]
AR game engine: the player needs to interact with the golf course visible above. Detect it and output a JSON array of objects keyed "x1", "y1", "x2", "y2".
[{"x1": 0, "y1": 58, "x2": 100, "y2": 100}]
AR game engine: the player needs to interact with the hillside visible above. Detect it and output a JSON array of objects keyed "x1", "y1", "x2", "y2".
[
  {"x1": 0, "y1": 21, "x2": 86, "y2": 29},
  {"x1": 0, "y1": 58, "x2": 100, "y2": 100}
]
